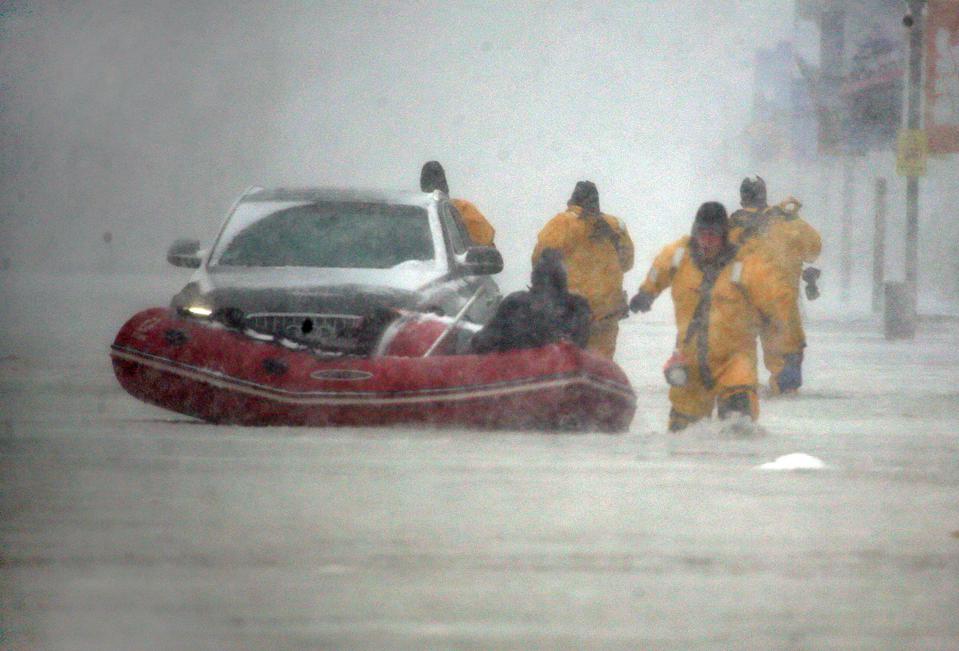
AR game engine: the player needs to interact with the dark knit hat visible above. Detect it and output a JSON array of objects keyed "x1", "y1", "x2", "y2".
[
  {"x1": 420, "y1": 161, "x2": 449, "y2": 194},
  {"x1": 568, "y1": 180, "x2": 600, "y2": 216},
  {"x1": 692, "y1": 201, "x2": 729, "y2": 235}
]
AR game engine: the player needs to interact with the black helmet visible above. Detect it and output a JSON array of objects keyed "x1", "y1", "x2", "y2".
[
  {"x1": 740, "y1": 175, "x2": 767, "y2": 208},
  {"x1": 568, "y1": 180, "x2": 600, "y2": 216},
  {"x1": 692, "y1": 201, "x2": 729, "y2": 236},
  {"x1": 420, "y1": 161, "x2": 449, "y2": 194}
]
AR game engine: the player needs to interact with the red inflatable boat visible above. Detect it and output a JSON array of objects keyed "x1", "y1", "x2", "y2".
[{"x1": 110, "y1": 307, "x2": 636, "y2": 432}]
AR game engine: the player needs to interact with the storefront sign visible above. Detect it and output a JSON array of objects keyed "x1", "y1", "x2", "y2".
[{"x1": 926, "y1": 0, "x2": 959, "y2": 154}]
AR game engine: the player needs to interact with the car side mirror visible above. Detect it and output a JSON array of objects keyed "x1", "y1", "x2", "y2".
[
  {"x1": 462, "y1": 246, "x2": 503, "y2": 275},
  {"x1": 167, "y1": 238, "x2": 202, "y2": 268}
]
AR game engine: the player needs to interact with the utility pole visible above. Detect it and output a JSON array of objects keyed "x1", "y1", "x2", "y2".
[
  {"x1": 872, "y1": 178, "x2": 887, "y2": 313},
  {"x1": 903, "y1": 0, "x2": 926, "y2": 335},
  {"x1": 840, "y1": 154, "x2": 854, "y2": 302}
]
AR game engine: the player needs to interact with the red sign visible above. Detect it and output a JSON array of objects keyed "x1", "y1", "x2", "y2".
[{"x1": 926, "y1": 0, "x2": 959, "y2": 154}]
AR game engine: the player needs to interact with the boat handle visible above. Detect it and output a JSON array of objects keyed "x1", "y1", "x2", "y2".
[{"x1": 423, "y1": 286, "x2": 485, "y2": 357}]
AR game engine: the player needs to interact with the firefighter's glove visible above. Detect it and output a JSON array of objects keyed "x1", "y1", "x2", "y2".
[
  {"x1": 802, "y1": 266, "x2": 821, "y2": 301},
  {"x1": 776, "y1": 353, "x2": 803, "y2": 393},
  {"x1": 629, "y1": 290, "x2": 654, "y2": 313}
]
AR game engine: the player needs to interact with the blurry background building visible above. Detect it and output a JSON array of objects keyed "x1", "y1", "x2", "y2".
[
  {"x1": 738, "y1": 0, "x2": 959, "y2": 310},
  {"x1": 1, "y1": 2, "x2": 955, "y2": 313}
]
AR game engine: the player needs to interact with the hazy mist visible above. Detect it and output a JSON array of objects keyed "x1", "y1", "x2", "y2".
[
  {"x1": 3, "y1": 6, "x2": 959, "y2": 647},
  {"x1": 1, "y1": 1, "x2": 804, "y2": 291}
]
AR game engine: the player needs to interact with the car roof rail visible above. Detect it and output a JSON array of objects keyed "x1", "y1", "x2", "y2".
[
  {"x1": 240, "y1": 185, "x2": 266, "y2": 200},
  {"x1": 210, "y1": 185, "x2": 267, "y2": 252},
  {"x1": 228, "y1": 185, "x2": 265, "y2": 211}
]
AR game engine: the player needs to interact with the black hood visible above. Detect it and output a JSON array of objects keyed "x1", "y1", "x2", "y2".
[
  {"x1": 568, "y1": 180, "x2": 600, "y2": 216},
  {"x1": 420, "y1": 161, "x2": 449, "y2": 194},
  {"x1": 530, "y1": 248, "x2": 569, "y2": 297}
]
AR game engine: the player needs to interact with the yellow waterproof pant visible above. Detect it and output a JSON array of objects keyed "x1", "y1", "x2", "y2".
[
  {"x1": 587, "y1": 317, "x2": 619, "y2": 359},
  {"x1": 760, "y1": 297, "x2": 804, "y2": 393},
  {"x1": 667, "y1": 349, "x2": 759, "y2": 431}
]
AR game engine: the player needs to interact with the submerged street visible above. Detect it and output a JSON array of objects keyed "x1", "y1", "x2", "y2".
[
  {"x1": 2, "y1": 272, "x2": 958, "y2": 649},
  {"x1": 4, "y1": 1, "x2": 959, "y2": 648}
]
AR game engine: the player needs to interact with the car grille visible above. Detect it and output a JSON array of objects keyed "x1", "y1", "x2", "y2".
[{"x1": 244, "y1": 312, "x2": 364, "y2": 349}]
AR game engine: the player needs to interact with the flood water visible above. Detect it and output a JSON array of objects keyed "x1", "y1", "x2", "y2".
[{"x1": 2, "y1": 272, "x2": 958, "y2": 649}]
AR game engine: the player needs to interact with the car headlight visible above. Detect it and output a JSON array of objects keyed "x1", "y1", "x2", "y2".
[
  {"x1": 172, "y1": 282, "x2": 212, "y2": 317},
  {"x1": 185, "y1": 305, "x2": 213, "y2": 317}
]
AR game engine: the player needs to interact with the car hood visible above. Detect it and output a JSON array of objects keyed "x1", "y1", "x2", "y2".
[
  {"x1": 204, "y1": 263, "x2": 445, "y2": 293},
  {"x1": 193, "y1": 264, "x2": 447, "y2": 314}
]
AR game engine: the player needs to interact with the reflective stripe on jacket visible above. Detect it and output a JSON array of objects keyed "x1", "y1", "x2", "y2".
[{"x1": 639, "y1": 236, "x2": 804, "y2": 385}]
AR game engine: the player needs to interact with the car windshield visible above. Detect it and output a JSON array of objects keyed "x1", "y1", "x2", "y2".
[{"x1": 214, "y1": 201, "x2": 435, "y2": 268}]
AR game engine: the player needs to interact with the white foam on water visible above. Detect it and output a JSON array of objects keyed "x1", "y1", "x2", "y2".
[{"x1": 756, "y1": 453, "x2": 826, "y2": 471}]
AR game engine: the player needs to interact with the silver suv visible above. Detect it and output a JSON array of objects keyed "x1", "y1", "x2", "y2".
[{"x1": 167, "y1": 186, "x2": 503, "y2": 354}]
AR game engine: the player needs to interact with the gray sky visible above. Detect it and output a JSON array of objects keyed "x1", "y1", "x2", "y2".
[{"x1": 1, "y1": 1, "x2": 796, "y2": 288}]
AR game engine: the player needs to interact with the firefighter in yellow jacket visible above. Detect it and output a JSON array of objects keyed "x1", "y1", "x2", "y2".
[
  {"x1": 629, "y1": 202, "x2": 804, "y2": 431},
  {"x1": 532, "y1": 181, "x2": 634, "y2": 358},
  {"x1": 420, "y1": 161, "x2": 496, "y2": 246},
  {"x1": 729, "y1": 176, "x2": 822, "y2": 394}
]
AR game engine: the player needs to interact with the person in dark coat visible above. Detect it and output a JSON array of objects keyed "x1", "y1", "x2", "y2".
[{"x1": 470, "y1": 248, "x2": 591, "y2": 354}]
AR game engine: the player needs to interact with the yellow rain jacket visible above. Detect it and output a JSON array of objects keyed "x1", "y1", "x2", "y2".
[
  {"x1": 729, "y1": 198, "x2": 820, "y2": 384},
  {"x1": 532, "y1": 205, "x2": 634, "y2": 358},
  {"x1": 638, "y1": 236, "x2": 803, "y2": 425},
  {"x1": 452, "y1": 198, "x2": 496, "y2": 247},
  {"x1": 729, "y1": 197, "x2": 821, "y2": 284}
]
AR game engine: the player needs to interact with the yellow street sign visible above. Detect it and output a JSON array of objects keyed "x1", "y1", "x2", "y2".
[{"x1": 896, "y1": 129, "x2": 928, "y2": 177}]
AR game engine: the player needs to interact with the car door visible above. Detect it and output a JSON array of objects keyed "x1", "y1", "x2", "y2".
[{"x1": 439, "y1": 201, "x2": 501, "y2": 323}]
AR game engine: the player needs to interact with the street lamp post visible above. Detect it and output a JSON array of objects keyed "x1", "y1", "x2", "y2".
[{"x1": 902, "y1": 0, "x2": 926, "y2": 336}]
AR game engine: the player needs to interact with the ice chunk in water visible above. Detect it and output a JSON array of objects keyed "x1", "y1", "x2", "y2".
[{"x1": 756, "y1": 452, "x2": 826, "y2": 470}]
